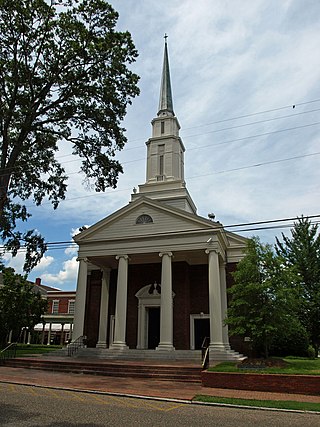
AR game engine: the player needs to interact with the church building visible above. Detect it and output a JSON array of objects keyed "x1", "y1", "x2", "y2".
[{"x1": 72, "y1": 40, "x2": 247, "y2": 361}]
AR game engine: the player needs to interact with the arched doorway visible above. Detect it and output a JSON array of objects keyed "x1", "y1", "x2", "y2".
[{"x1": 135, "y1": 283, "x2": 161, "y2": 349}]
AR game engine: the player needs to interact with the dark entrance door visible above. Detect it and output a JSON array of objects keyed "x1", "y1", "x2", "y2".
[
  {"x1": 194, "y1": 318, "x2": 210, "y2": 350},
  {"x1": 148, "y1": 307, "x2": 160, "y2": 349}
]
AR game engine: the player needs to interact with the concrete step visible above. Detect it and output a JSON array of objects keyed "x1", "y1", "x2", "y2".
[{"x1": 74, "y1": 348, "x2": 203, "y2": 362}]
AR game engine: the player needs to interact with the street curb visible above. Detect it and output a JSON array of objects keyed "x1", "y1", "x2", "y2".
[{"x1": 1, "y1": 379, "x2": 320, "y2": 415}]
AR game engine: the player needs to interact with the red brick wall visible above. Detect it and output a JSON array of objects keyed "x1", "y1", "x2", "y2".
[
  {"x1": 172, "y1": 262, "x2": 191, "y2": 350},
  {"x1": 190, "y1": 265, "x2": 209, "y2": 314},
  {"x1": 202, "y1": 371, "x2": 320, "y2": 395},
  {"x1": 84, "y1": 270, "x2": 102, "y2": 347},
  {"x1": 47, "y1": 296, "x2": 75, "y2": 314}
]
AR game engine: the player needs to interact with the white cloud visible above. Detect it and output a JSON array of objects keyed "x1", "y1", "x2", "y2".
[
  {"x1": 41, "y1": 256, "x2": 78, "y2": 286},
  {"x1": 2, "y1": 252, "x2": 25, "y2": 274},
  {"x1": 19, "y1": 0, "x2": 320, "y2": 285},
  {"x1": 32, "y1": 255, "x2": 55, "y2": 271},
  {"x1": 64, "y1": 246, "x2": 78, "y2": 256},
  {"x1": 2, "y1": 252, "x2": 54, "y2": 274}
]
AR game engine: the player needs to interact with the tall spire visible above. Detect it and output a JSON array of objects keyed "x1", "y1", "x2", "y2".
[{"x1": 158, "y1": 34, "x2": 174, "y2": 116}]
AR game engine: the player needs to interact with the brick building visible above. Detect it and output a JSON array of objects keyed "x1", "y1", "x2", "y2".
[{"x1": 33, "y1": 279, "x2": 76, "y2": 345}]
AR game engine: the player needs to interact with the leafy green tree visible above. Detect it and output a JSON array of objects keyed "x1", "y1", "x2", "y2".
[
  {"x1": 227, "y1": 237, "x2": 298, "y2": 358},
  {"x1": 0, "y1": 0, "x2": 140, "y2": 271},
  {"x1": 0, "y1": 267, "x2": 48, "y2": 346},
  {"x1": 276, "y1": 217, "x2": 320, "y2": 356}
]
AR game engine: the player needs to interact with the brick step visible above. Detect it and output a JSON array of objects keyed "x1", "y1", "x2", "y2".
[
  {"x1": 5, "y1": 358, "x2": 202, "y2": 382},
  {"x1": 6, "y1": 358, "x2": 200, "y2": 373}
]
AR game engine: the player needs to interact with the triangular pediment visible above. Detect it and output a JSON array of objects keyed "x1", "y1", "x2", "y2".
[{"x1": 74, "y1": 197, "x2": 220, "y2": 243}]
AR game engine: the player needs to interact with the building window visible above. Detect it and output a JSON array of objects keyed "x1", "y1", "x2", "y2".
[
  {"x1": 159, "y1": 155, "x2": 164, "y2": 176},
  {"x1": 136, "y1": 214, "x2": 153, "y2": 224},
  {"x1": 158, "y1": 144, "x2": 165, "y2": 177},
  {"x1": 52, "y1": 300, "x2": 59, "y2": 314},
  {"x1": 68, "y1": 300, "x2": 75, "y2": 315},
  {"x1": 160, "y1": 121, "x2": 165, "y2": 134}
]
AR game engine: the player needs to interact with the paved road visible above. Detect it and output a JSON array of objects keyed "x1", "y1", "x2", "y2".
[{"x1": 0, "y1": 383, "x2": 319, "y2": 427}]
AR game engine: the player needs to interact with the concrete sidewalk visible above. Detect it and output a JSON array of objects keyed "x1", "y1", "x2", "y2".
[{"x1": 1, "y1": 365, "x2": 320, "y2": 404}]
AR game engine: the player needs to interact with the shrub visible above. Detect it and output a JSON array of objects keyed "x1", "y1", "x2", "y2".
[
  {"x1": 307, "y1": 345, "x2": 316, "y2": 359},
  {"x1": 270, "y1": 317, "x2": 309, "y2": 357}
]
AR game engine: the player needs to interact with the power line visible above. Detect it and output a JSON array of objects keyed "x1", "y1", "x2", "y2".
[
  {"x1": 125, "y1": 97, "x2": 320, "y2": 143},
  {"x1": 186, "y1": 151, "x2": 320, "y2": 180},
  {"x1": 182, "y1": 98, "x2": 320, "y2": 131},
  {"x1": 22, "y1": 148, "x2": 320, "y2": 208},
  {"x1": 1, "y1": 115, "x2": 320, "y2": 174},
  {"x1": 223, "y1": 214, "x2": 320, "y2": 229},
  {"x1": 182, "y1": 107, "x2": 320, "y2": 138},
  {"x1": 3, "y1": 214, "x2": 320, "y2": 252},
  {"x1": 55, "y1": 120, "x2": 320, "y2": 176}
]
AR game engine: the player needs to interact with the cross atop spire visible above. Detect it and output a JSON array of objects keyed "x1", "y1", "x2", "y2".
[{"x1": 158, "y1": 35, "x2": 174, "y2": 117}]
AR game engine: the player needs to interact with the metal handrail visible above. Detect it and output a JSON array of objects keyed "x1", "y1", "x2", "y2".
[
  {"x1": 67, "y1": 335, "x2": 87, "y2": 357},
  {"x1": 201, "y1": 336, "x2": 210, "y2": 370},
  {"x1": 0, "y1": 343, "x2": 17, "y2": 364}
]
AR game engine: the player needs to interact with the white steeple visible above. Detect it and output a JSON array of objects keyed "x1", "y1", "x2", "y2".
[{"x1": 131, "y1": 37, "x2": 196, "y2": 214}]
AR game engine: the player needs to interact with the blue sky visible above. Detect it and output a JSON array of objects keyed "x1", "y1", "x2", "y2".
[{"x1": 4, "y1": 0, "x2": 320, "y2": 290}]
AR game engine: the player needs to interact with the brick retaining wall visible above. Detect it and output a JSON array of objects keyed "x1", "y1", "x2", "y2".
[{"x1": 202, "y1": 371, "x2": 320, "y2": 395}]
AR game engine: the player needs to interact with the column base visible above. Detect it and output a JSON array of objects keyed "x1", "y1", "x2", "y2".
[
  {"x1": 109, "y1": 342, "x2": 129, "y2": 350},
  {"x1": 209, "y1": 342, "x2": 226, "y2": 351},
  {"x1": 96, "y1": 341, "x2": 107, "y2": 349},
  {"x1": 156, "y1": 343, "x2": 175, "y2": 351}
]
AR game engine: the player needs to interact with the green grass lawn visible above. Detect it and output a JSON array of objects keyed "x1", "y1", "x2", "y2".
[
  {"x1": 194, "y1": 395, "x2": 320, "y2": 412},
  {"x1": 14, "y1": 344, "x2": 63, "y2": 357},
  {"x1": 208, "y1": 357, "x2": 320, "y2": 375}
]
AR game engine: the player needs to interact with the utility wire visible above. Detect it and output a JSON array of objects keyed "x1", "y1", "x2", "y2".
[
  {"x1": 186, "y1": 151, "x2": 320, "y2": 180},
  {"x1": 3, "y1": 214, "x2": 320, "y2": 252},
  {"x1": 1, "y1": 116, "x2": 320, "y2": 174},
  {"x1": 125, "y1": 97, "x2": 320, "y2": 143},
  {"x1": 182, "y1": 98, "x2": 320, "y2": 130},
  {"x1": 22, "y1": 149, "x2": 320, "y2": 208}
]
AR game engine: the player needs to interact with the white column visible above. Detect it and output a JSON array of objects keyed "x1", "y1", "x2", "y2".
[
  {"x1": 27, "y1": 331, "x2": 31, "y2": 345},
  {"x1": 47, "y1": 323, "x2": 52, "y2": 346},
  {"x1": 23, "y1": 328, "x2": 27, "y2": 344},
  {"x1": 60, "y1": 324, "x2": 65, "y2": 345},
  {"x1": 72, "y1": 258, "x2": 88, "y2": 341},
  {"x1": 8, "y1": 330, "x2": 12, "y2": 344},
  {"x1": 220, "y1": 262, "x2": 231, "y2": 350},
  {"x1": 96, "y1": 268, "x2": 111, "y2": 348},
  {"x1": 110, "y1": 255, "x2": 129, "y2": 349},
  {"x1": 157, "y1": 252, "x2": 175, "y2": 351},
  {"x1": 41, "y1": 323, "x2": 45, "y2": 345},
  {"x1": 206, "y1": 249, "x2": 225, "y2": 351},
  {"x1": 136, "y1": 300, "x2": 144, "y2": 349}
]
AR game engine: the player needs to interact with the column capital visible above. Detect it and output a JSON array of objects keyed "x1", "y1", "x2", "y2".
[
  {"x1": 101, "y1": 267, "x2": 112, "y2": 275},
  {"x1": 205, "y1": 248, "x2": 219, "y2": 255},
  {"x1": 159, "y1": 251, "x2": 173, "y2": 258},
  {"x1": 115, "y1": 254, "x2": 129, "y2": 261},
  {"x1": 76, "y1": 257, "x2": 89, "y2": 263}
]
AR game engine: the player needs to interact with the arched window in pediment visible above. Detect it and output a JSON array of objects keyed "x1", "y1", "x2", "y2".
[{"x1": 136, "y1": 214, "x2": 153, "y2": 224}]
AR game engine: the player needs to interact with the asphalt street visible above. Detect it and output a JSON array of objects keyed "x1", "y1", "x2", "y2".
[{"x1": 0, "y1": 383, "x2": 319, "y2": 427}]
